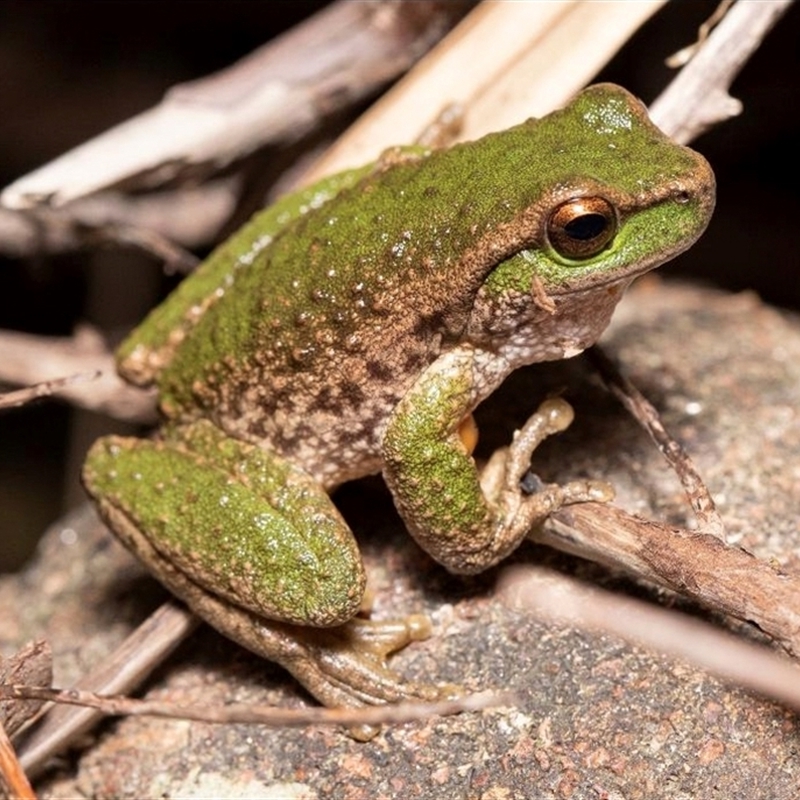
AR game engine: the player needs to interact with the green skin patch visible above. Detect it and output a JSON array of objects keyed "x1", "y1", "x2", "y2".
[
  {"x1": 84, "y1": 421, "x2": 364, "y2": 627},
  {"x1": 381, "y1": 352, "x2": 493, "y2": 563}
]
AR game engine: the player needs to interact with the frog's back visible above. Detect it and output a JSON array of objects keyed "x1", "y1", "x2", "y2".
[
  {"x1": 148, "y1": 148, "x2": 500, "y2": 480},
  {"x1": 116, "y1": 85, "x2": 713, "y2": 484},
  {"x1": 124, "y1": 132, "x2": 565, "y2": 479}
]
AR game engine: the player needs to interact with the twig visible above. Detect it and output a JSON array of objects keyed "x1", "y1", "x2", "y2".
[
  {"x1": 0, "y1": 721, "x2": 36, "y2": 800},
  {"x1": 1, "y1": 1, "x2": 472, "y2": 211},
  {"x1": 77, "y1": 222, "x2": 199, "y2": 275},
  {"x1": 665, "y1": 0, "x2": 735, "y2": 68},
  {"x1": 498, "y1": 564, "x2": 800, "y2": 711},
  {"x1": 0, "y1": 641, "x2": 52, "y2": 738},
  {"x1": 3, "y1": 685, "x2": 511, "y2": 731},
  {"x1": 302, "y1": 0, "x2": 667, "y2": 182},
  {"x1": 0, "y1": 373, "x2": 100, "y2": 411},
  {"x1": 0, "y1": 643, "x2": 49, "y2": 800},
  {"x1": 0, "y1": 327, "x2": 156, "y2": 423},
  {"x1": 0, "y1": 181, "x2": 238, "y2": 259},
  {"x1": 650, "y1": 0, "x2": 794, "y2": 142},
  {"x1": 18, "y1": 602, "x2": 198, "y2": 776},
  {"x1": 534, "y1": 502, "x2": 800, "y2": 657},
  {"x1": 586, "y1": 345, "x2": 725, "y2": 539}
]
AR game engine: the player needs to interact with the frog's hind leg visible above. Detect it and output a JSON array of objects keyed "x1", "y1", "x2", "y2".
[
  {"x1": 83, "y1": 419, "x2": 367, "y2": 627},
  {"x1": 82, "y1": 420, "x2": 442, "y2": 709}
]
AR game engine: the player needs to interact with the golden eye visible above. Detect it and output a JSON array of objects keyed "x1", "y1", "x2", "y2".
[{"x1": 547, "y1": 196, "x2": 617, "y2": 260}]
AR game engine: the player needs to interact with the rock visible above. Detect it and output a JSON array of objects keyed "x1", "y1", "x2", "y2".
[{"x1": 3, "y1": 279, "x2": 799, "y2": 799}]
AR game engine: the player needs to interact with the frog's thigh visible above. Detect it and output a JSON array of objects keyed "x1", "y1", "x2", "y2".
[
  {"x1": 382, "y1": 347, "x2": 498, "y2": 573},
  {"x1": 82, "y1": 420, "x2": 365, "y2": 627}
]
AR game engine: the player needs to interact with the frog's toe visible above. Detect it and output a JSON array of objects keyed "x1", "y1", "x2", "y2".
[
  {"x1": 250, "y1": 612, "x2": 461, "y2": 730},
  {"x1": 560, "y1": 478, "x2": 615, "y2": 504},
  {"x1": 298, "y1": 615, "x2": 450, "y2": 708},
  {"x1": 337, "y1": 613, "x2": 433, "y2": 657}
]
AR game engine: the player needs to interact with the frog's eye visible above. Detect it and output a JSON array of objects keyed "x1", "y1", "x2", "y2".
[{"x1": 547, "y1": 197, "x2": 617, "y2": 260}]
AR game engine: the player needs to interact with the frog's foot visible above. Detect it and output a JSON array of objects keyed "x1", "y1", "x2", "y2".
[
  {"x1": 468, "y1": 397, "x2": 614, "y2": 567},
  {"x1": 281, "y1": 615, "x2": 457, "y2": 740},
  {"x1": 183, "y1": 574, "x2": 455, "y2": 739},
  {"x1": 274, "y1": 615, "x2": 453, "y2": 707},
  {"x1": 490, "y1": 397, "x2": 614, "y2": 537}
]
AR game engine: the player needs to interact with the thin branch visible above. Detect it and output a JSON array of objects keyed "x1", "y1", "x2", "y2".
[
  {"x1": 0, "y1": 641, "x2": 52, "y2": 737},
  {"x1": 0, "y1": 642, "x2": 50, "y2": 798},
  {"x1": 18, "y1": 602, "x2": 198, "y2": 776},
  {"x1": 534, "y1": 502, "x2": 800, "y2": 657},
  {"x1": 650, "y1": 0, "x2": 794, "y2": 142},
  {"x1": 587, "y1": 345, "x2": 725, "y2": 539},
  {"x1": 0, "y1": 327, "x2": 156, "y2": 423},
  {"x1": 498, "y1": 564, "x2": 800, "y2": 711},
  {"x1": 0, "y1": 180, "x2": 238, "y2": 260},
  {"x1": 0, "y1": 372, "x2": 100, "y2": 411},
  {"x1": 1, "y1": 1, "x2": 472, "y2": 211},
  {"x1": 3, "y1": 685, "x2": 512, "y2": 731},
  {"x1": 0, "y1": 721, "x2": 36, "y2": 800},
  {"x1": 303, "y1": 0, "x2": 667, "y2": 182}
]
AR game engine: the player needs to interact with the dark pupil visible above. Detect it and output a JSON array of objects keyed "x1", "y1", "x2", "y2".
[{"x1": 564, "y1": 213, "x2": 608, "y2": 241}]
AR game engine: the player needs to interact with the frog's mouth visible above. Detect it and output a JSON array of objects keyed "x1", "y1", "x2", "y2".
[
  {"x1": 542, "y1": 251, "x2": 677, "y2": 296},
  {"x1": 546, "y1": 203, "x2": 714, "y2": 295}
]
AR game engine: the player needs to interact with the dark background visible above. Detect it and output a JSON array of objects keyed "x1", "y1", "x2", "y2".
[{"x1": 1, "y1": 1, "x2": 797, "y2": 570}]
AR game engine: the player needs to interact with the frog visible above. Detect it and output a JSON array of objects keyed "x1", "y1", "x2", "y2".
[{"x1": 82, "y1": 84, "x2": 715, "y2": 711}]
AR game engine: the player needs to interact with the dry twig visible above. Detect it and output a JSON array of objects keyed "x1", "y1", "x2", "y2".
[
  {"x1": 0, "y1": 373, "x2": 100, "y2": 412},
  {"x1": 17, "y1": 602, "x2": 197, "y2": 774},
  {"x1": 0, "y1": 642, "x2": 50, "y2": 799},
  {"x1": 1, "y1": 1, "x2": 473, "y2": 212},
  {"x1": 0, "y1": 721, "x2": 36, "y2": 800},
  {"x1": 586, "y1": 346, "x2": 725, "y2": 539},
  {"x1": 537, "y1": 503, "x2": 800, "y2": 657},
  {"x1": 3, "y1": 685, "x2": 511, "y2": 732},
  {"x1": 0, "y1": 327, "x2": 156, "y2": 423},
  {"x1": 498, "y1": 565, "x2": 800, "y2": 710},
  {"x1": 650, "y1": 0, "x2": 794, "y2": 142}
]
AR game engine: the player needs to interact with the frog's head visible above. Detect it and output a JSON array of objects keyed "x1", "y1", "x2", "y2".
[{"x1": 462, "y1": 84, "x2": 715, "y2": 348}]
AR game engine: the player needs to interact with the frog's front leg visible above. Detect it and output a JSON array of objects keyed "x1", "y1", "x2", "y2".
[
  {"x1": 82, "y1": 420, "x2": 439, "y2": 708},
  {"x1": 382, "y1": 347, "x2": 613, "y2": 574}
]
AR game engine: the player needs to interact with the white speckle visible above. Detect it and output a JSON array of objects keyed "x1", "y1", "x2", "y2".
[
  {"x1": 242, "y1": 233, "x2": 273, "y2": 261},
  {"x1": 176, "y1": 775, "x2": 314, "y2": 800},
  {"x1": 684, "y1": 400, "x2": 703, "y2": 416},
  {"x1": 219, "y1": 494, "x2": 230, "y2": 507},
  {"x1": 497, "y1": 708, "x2": 535, "y2": 733},
  {"x1": 59, "y1": 527, "x2": 77, "y2": 546}
]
